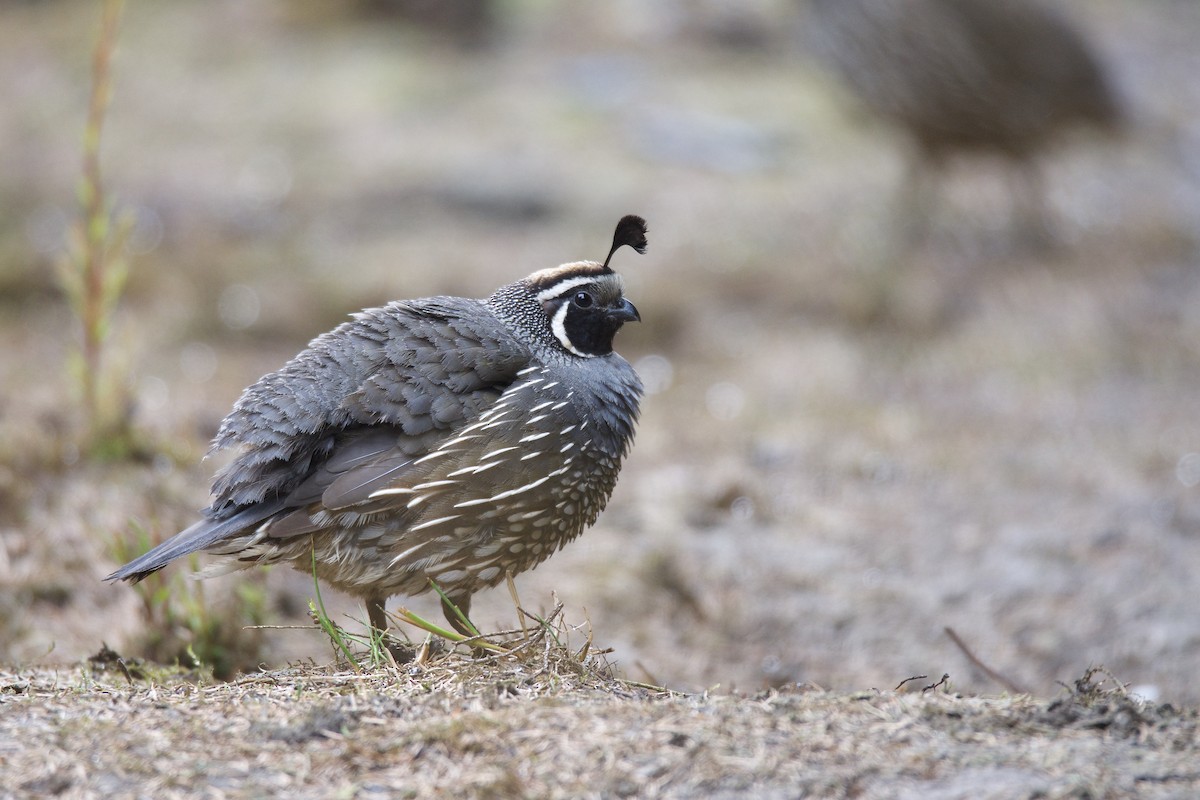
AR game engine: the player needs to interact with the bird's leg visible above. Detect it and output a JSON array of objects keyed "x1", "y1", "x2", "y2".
[
  {"x1": 441, "y1": 593, "x2": 476, "y2": 638},
  {"x1": 367, "y1": 597, "x2": 427, "y2": 665},
  {"x1": 367, "y1": 597, "x2": 389, "y2": 635}
]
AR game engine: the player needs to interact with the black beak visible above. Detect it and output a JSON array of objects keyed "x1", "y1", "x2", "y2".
[{"x1": 609, "y1": 298, "x2": 641, "y2": 323}]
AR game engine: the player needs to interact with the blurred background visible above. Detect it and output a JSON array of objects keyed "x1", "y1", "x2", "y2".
[{"x1": 2, "y1": 0, "x2": 1199, "y2": 701}]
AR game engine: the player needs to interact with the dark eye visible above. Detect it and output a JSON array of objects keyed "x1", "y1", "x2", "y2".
[{"x1": 573, "y1": 291, "x2": 594, "y2": 308}]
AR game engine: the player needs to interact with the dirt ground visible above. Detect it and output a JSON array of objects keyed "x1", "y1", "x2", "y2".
[
  {"x1": 3, "y1": 657, "x2": 1199, "y2": 799},
  {"x1": 2, "y1": 0, "x2": 1200, "y2": 793}
]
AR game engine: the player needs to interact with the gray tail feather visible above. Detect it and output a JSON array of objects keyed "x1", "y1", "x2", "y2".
[{"x1": 104, "y1": 501, "x2": 284, "y2": 583}]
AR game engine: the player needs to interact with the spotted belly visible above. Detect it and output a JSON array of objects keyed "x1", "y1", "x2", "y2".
[{"x1": 357, "y1": 365, "x2": 623, "y2": 601}]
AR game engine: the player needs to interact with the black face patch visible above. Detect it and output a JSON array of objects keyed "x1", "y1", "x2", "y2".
[
  {"x1": 536, "y1": 273, "x2": 638, "y2": 357},
  {"x1": 556, "y1": 297, "x2": 620, "y2": 356}
]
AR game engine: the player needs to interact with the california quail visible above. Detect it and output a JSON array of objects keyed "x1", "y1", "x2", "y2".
[
  {"x1": 107, "y1": 216, "x2": 648, "y2": 636},
  {"x1": 809, "y1": 0, "x2": 1123, "y2": 235}
]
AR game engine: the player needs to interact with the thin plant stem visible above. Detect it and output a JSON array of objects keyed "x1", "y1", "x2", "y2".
[{"x1": 62, "y1": 0, "x2": 133, "y2": 448}]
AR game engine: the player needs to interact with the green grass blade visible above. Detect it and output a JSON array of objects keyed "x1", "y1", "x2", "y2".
[
  {"x1": 310, "y1": 549, "x2": 359, "y2": 671},
  {"x1": 427, "y1": 579, "x2": 480, "y2": 637}
]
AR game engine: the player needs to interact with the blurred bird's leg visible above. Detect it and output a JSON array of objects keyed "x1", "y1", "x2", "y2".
[
  {"x1": 441, "y1": 593, "x2": 476, "y2": 637},
  {"x1": 1009, "y1": 159, "x2": 1056, "y2": 250},
  {"x1": 890, "y1": 150, "x2": 940, "y2": 250},
  {"x1": 845, "y1": 150, "x2": 938, "y2": 323}
]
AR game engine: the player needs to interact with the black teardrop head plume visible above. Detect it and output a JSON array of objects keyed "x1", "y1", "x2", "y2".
[{"x1": 602, "y1": 214, "x2": 649, "y2": 270}]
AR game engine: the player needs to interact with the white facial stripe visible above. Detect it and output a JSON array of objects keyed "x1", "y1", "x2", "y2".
[
  {"x1": 550, "y1": 301, "x2": 592, "y2": 357},
  {"x1": 536, "y1": 275, "x2": 597, "y2": 304}
]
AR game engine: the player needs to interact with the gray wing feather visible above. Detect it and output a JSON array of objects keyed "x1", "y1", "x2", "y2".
[
  {"x1": 208, "y1": 297, "x2": 528, "y2": 515},
  {"x1": 106, "y1": 296, "x2": 531, "y2": 581}
]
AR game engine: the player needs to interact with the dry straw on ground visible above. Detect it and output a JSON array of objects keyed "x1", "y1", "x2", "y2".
[{"x1": 2, "y1": 629, "x2": 1198, "y2": 799}]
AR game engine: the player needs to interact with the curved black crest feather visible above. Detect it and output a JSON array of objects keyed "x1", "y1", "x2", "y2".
[{"x1": 602, "y1": 215, "x2": 648, "y2": 270}]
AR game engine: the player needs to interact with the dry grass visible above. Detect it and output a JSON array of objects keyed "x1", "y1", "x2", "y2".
[{"x1": 2, "y1": 656, "x2": 1196, "y2": 798}]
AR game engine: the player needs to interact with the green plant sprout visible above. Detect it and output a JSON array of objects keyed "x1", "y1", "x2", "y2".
[{"x1": 109, "y1": 520, "x2": 267, "y2": 680}]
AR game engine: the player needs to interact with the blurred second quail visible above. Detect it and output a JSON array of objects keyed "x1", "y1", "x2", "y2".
[
  {"x1": 107, "y1": 216, "x2": 649, "y2": 635},
  {"x1": 809, "y1": 0, "x2": 1123, "y2": 237}
]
